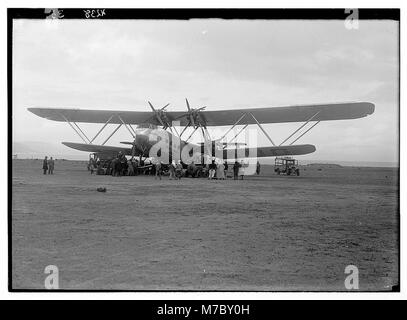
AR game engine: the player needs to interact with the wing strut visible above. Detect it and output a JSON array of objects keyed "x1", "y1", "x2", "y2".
[
  {"x1": 185, "y1": 127, "x2": 199, "y2": 143},
  {"x1": 128, "y1": 124, "x2": 137, "y2": 136},
  {"x1": 59, "y1": 112, "x2": 138, "y2": 147},
  {"x1": 279, "y1": 111, "x2": 321, "y2": 146},
  {"x1": 248, "y1": 112, "x2": 276, "y2": 146},
  {"x1": 73, "y1": 122, "x2": 92, "y2": 144},
  {"x1": 60, "y1": 114, "x2": 89, "y2": 144},
  {"x1": 290, "y1": 121, "x2": 320, "y2": 145},
  {"x1": 102, "y1": 124, "x2": 122, "y2": 145},
  {"x1": 229, "y1": 124, "x2": 249, "y2": 143},
  {"x1": 117, "y1": 115, "x2": 136, "y2": 139},
  {"x1": 218, "y1": 113, "x2": 247, "y2": 141},
  {"x1": 201, "y1": 126, "x2": 211, "y2": 142},
  {"x1": 90, "y1": 115, "x2": 114, "y2": 143}
]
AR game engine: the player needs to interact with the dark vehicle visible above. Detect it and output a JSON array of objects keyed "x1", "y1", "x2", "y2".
[{"x1": 274, "y1": 157, "x2": 300, "y2": 176}]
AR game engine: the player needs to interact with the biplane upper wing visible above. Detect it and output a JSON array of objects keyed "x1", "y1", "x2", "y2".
[
  {"x1": 202, "y1": 102, "x2": 374, "y2": 126},
  {"x1": 28, "y1": 102, "x2": 374, "y2": 126}
]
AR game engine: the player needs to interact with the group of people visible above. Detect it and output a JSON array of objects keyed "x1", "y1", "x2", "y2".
[
  {"x1": 87, "y1": 152, "x2": 261, "y2": 180},
  {"x1": 155, "y1": 159, "x2": 259, "y2": 180},
  {"x1": 166, "y1": 160, "x2": 184, "y2": 180},
  {"x1": 110, "y1": 152, "x2": 131, "y2": 176},
  {"x1": 208, "y1": 160, "x2": 227, "y2": 180},
  {"x1": 42, "y1": 156, "x2": 55, "y2": 175},
  {"x1": 89, "y1": 152, "x2": 152, "y2": 177},
  {"x1": 44, "y1": 152, "x2": 261, "y2": 178}
]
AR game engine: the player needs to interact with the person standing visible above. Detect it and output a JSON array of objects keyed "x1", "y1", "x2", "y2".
[
  {"x1": 134, "y1": 159, "x2": 139, "y2": 175},
  {"x1": 155, "y1": 161, "x2": 162, "y2": 180},
  {"x1": 175, "y1": 160, "x2": 183, "y2": 180},
  {"x1": 106, "y1": 160, "x2": 112, "y2": 175},
  {"x1": 233, "y1": 160, "x2": 240, "y2": 180},
  {"x1": 256, "y1": 160, "x2": 261, "y2": 175},
  {"x1": 239, "y1": 160, "x2": 245, "y2": 180},
  {"x1": 89, "y1": 157, "x2": 95, "y2": 174},
  {"x1": 111, "y1": 157, "x2": 117, "y2": 176},
  {"x1": 42, "y1": 156, "x2": 48, "y2": 175},
  {"x1": 48, "y1": 157, "x2": 55, "y2": 174},
  {"x1": 118, "y1": 152, "x2": 127, "y2": 176},
  {"x1": 208, "y1": 160, "x2": 217, "y2": 180},
  {"x1": 127, "y1": 159, "x2": 134, "y2": 176},
  {"x1": 224, "y1": 161, "x2": 228, "y2": 179},
  {"x1": 169, "y1": 160, "x2": 176, "y2": 180},
  {"x1": 187, "y1": 161, "x2": 196, "y2": 178},
  {"x1": 217, "y1": 161, "x2": 225, "y2": 180},
  {"x1": 122, "y1": 156, "x2": 129, "y2": 176}
]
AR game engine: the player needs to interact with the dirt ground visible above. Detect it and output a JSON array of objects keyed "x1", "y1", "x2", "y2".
[{"x1": 11, "y1": 159, "x2": 399, "y2": 291}]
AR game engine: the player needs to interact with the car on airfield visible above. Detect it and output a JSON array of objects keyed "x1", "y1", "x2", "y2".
[{"x1": 274, "y1": 157, "x2": 300, "y2": 176}]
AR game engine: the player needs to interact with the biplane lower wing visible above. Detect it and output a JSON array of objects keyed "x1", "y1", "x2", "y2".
[
  {"x1": 28, "y1": 102, "x2": 374, "y2": 126},
  {"x1": 254, "y1": 144, "x2": 316, "y2": 157},
  {"x1": 222, "y1": 144, "x2": 316, "y2": 158},
  {"x1": 62, "y1": 141, "x2": 316, "y2": 159},
  {"x1": 62, "y1": 142, "x2": 133, "y2": 156}
]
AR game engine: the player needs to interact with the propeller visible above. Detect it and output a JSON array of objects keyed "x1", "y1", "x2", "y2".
[
  {"x1": 144, "y1": 101, "x2": 171, "y2": 130},
  {"x1": 185, "y1": 98, "x2": 195, "y2": 128},
  {"x1": 175, "y1": 98, "x2": 207, "y2": 134}
]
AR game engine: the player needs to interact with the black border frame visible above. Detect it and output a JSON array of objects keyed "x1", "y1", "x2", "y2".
[{"x1": 7, "y1": 8, "x2": 401, "y2": 293}]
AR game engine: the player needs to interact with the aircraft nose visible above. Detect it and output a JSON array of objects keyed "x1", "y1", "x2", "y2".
[{"x1": 135, "y1": 133, "x2": 149, "y2": 145}]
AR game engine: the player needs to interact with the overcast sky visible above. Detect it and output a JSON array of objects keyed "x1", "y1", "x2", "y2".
[{"x1": 12, "y1": 19, "x2": 399, "y2": 163}]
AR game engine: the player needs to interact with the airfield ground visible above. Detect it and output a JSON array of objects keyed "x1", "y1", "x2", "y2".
[{"x1": 11, "y1": 159, "x2": 399, "y2": 290}]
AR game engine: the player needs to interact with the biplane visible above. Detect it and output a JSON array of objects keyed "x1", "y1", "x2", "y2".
[{"x1": 28, "y1": 99, "x2": 375, "y2": 164}]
